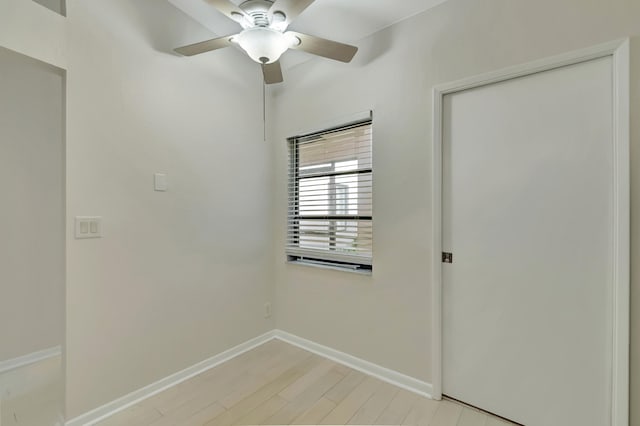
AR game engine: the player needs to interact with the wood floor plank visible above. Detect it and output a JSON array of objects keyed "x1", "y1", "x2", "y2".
[
  {"x1": 324, "y1": 370, "x2": 366, "y2": 404},
  {"x1": 374, "y1": 388, "x2": 418, "y2": 425},
  {"x1": 430, "y1": 400, "x2": 463, "y2": 426},
  {"x1": 291, "y1": 397, "x2": 337, "y2": 425},
  {"x1": 265, "y1": 370, "x2": 344, "y2": 424},
  {"x1": 320, "y1": 376, "x2": 383, "y2": 424},
  {"x1": 245, "y1": 343, "x2": 307, "y2": 377},
  {"x1": 147, "y1": 367, "x2": 262, "y2": 418},
  {"x1": 140, "y1": 375, "x2": 208, "y2": 415},
  {"x1": 233, "y1": 395, "x2": 288, "y2": 425},
  {"x1": 170, "y1": 402, "x2": 227, "y2": 426},
  {"x1": 457, "y1": 407, "x2": 488, "y2": 426},
  {"x1": 332, "y1": 363, "x2": 352, "y2": 376},
  {"x1": 485, "y1": 417, "x2": 515, "y2": 426},
  {"x1": 145, "y1": 341, "x2": 300, "y2": 419},
  {"x1": 203, "y1": 356, "x2": 323, "y2": 426},
  {"x1": 402, "y1": 397, "x2": 440, "y2": 426},
  {"x1": 147, "y1": 402, "x2": 226, "y2": 426},
  {"x1": 147, "y1": 391, "x2": 228, "y2": 426},
  {"x1": 278, "y1": 358, "x2": 336, "y2": 401},
  {"x1": 218, "y1": 349, "x2": 315, "y2": 409},
  {"x1": 96, "y1": 404, "x2": 162, "y2": 426},
  {"x1": 347, "y1": 382, "x2": 398, "y2": 425},
  {"x1": 142, "y1": 340, "x2": 288, "y2": 415}
]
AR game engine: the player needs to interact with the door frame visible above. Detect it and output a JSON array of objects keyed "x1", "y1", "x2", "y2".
[{"x1": 430, "y1": 39, "x2": 630, "y2": 426}]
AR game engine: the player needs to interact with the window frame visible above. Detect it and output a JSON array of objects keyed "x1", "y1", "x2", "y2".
[{"x1": 286, "y1": 119, "x2": 373, "y2": 272}]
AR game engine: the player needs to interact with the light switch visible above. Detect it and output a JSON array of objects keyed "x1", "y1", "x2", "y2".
[
  {"x1": 154, "y1": 173, "x2": 168, "y2": 192},
  {"x1": 75, "y1": 216, "x2": 102, "y2": 239}
]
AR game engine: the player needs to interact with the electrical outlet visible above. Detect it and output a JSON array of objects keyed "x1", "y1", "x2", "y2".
[{"x1": 264, "y1": 302, "x2": 272, "y2": 318}]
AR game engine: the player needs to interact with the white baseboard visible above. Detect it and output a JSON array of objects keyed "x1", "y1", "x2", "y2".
[
  {"x1": 66, "y1": 329, "x2": 433, "y2": 425},
  {"x1": 273, "y1": 330, "x2": 433, "y2": 398},
  {"x1": 0, "y1": 346, "x2": 62, "y2": 374},
  {"x1": 65, "y1": 330, "x2": 276, "y2": 426}
]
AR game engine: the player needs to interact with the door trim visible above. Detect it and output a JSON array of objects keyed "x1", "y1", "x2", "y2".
[{"x1": 431, "y1": 39, "x2": 630, "y2": 426}]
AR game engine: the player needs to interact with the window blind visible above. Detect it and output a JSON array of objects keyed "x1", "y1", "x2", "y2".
[{"x1": 287, "y1": 120, "x2": 373, "y2": 269}]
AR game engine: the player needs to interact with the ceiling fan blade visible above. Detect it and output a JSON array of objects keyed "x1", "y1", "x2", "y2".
[
  {"x1": 262, "y1": 61, "x2": 284, "y2": 84},
  {"x1": 205, "y1": 0, "x2": 250, "y2": 24},
  {"x1": 268, "y1": 0, "x2": 315, "y2": 29},
  {"x1": 286, "y1": 31, "x2": 358, "y2": 63},
  {"x1": 174, "y1": 34, "x2": 237, "y2": 56}
]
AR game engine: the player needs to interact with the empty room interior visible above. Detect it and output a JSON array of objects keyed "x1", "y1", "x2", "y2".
[{"x1": 0, "y1": 0, "x2": 639, "y2": 425}]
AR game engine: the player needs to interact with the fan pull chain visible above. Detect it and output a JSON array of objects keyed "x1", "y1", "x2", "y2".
[{"x1": 263, "y1": 81, "x2": 266, "y2": 142}]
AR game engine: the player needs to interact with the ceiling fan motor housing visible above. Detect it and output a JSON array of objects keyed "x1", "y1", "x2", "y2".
[{"x1": 240, "y1": 0, "x2": 277, "y2": 27}]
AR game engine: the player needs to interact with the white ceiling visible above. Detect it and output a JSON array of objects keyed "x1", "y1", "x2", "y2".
[{"x1": 168, "y1": 0, "x2": 449, "y2": 69}]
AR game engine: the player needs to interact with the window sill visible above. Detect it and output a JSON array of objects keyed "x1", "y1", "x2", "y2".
[{"x1": 286, "y1": 260, "x2": 373, "y2": 276}]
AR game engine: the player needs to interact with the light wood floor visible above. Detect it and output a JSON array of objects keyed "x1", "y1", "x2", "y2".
[
  {"x1": 0, "y1": 355, "x2": 63, "y2": 426},
  {"x1": 97, "y1": 340, "x2": 516, "y2": 426}
]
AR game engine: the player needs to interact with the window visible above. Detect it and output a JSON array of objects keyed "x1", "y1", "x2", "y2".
[{"x1": 287, "y1": 119, "x2": 373, "y2": 271}]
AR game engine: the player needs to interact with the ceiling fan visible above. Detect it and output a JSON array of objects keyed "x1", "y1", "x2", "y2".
[{"x1": 174, "y1": 0, "x2": 359, "y2": 84}]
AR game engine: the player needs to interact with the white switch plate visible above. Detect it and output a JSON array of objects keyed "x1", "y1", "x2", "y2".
[
  {"x1": 154, "y1": 173, "x2": 168, "y2": 191},
  {"x1": 75, "y1": 216, "x2": 102, "y2": 239}
]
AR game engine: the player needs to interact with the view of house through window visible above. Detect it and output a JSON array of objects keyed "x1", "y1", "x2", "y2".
[{"x1": 287, "y1": 119, "x2": 373, "y2": 271}]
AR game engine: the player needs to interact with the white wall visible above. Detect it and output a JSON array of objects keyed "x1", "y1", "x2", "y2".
[
  {"x1": 1, "y1": 0, "x2": 273, "y2": 418},
  {"x1": 0, "y1": 47, "x2": 64, "y2": 362},
  {"x1": 0, "y1": 0, "x2": 65, "y2": 68},
  {"x1": 63, "y1": 0, "x2": 274, "y2": 418},
  {"x1": 270, "y1": 1, "x2": 640, "y2": 424}
]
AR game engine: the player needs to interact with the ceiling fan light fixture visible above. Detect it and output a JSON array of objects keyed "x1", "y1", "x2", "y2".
[{"x1": 235, "y1": 27, "x2": 292, "y2": 64}]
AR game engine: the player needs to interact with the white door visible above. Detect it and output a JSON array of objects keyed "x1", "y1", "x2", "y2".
[{"x1": 442, "y1": 57, "x2": 614, "y2": 426}]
